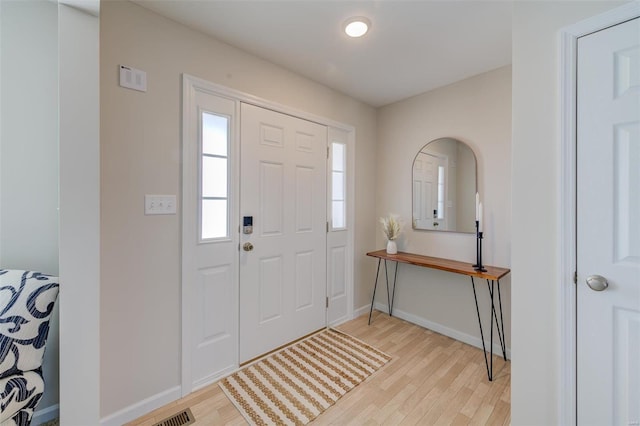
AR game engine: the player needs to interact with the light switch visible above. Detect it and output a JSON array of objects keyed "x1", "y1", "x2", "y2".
[
  {"x1": 119, "y1": 65, "x2": 147, "y2": 92},
  {"x1": 145, "y1": 195, "x2": 176, "y2": 215}
]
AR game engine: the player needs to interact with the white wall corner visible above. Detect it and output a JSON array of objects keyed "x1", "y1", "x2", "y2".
[
  {"x1": 353, "y1": 303, "x2": 371, "y2": 320},
  {"x1": 58, "y1": 2, "x2": 100, "y2": 424},
  {"x1": 57, "y1": 0, "x2": 99, "y2": 17}
]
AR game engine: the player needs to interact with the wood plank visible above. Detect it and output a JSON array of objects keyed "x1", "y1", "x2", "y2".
[{"x1": 366, "y1": 249, "x2": 510, "y2": 280}]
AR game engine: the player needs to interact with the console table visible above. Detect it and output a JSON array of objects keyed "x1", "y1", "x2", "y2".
[{"x1": 366, "y1": 249, "x2": 510, "y2": 381}]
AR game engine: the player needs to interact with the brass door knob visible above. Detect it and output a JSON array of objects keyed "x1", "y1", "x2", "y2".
[{"x1": 243, "y1": 242, "x2": 254, "y2": 252}]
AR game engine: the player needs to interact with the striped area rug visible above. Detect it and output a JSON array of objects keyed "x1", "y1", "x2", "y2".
[{"x1": 219, "y1": 329, "x2": 391, "y2": 425}]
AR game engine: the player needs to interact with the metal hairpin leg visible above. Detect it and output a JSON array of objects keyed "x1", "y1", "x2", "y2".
[
  {"x1": 368, "y1": 259, "x2": 400, "y2": 325},
  {"x1": 471, "y1": 277, "x2": 507, "y2": 381},
  {"x1": 384, "y1": 261, "x2": 391, "y2": 316},
  {"x1": 470, "y1": 276, "x2": 492, "y2": 380},
  {"x1": 368, "y1": 259, "x2": 382, "y2": 325},
  {"x1": 390, "y1": 262, "x2": 399, "y2": 316},
  {"x1": 487, "y1": 279, "x2": 507, "y2": 360}
]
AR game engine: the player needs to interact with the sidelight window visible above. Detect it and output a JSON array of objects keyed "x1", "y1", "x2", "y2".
[
  {"x1": 437, "y1": 165, "x2": 445, "y2": 220},
  {"x1": 331, "y1": 142, "x2": 347, "y2": 230},
  {"x1": 201, "y1": 111, "x2": 230, "y2": 240}
]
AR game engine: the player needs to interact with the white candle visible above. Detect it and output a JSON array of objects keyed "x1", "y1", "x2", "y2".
[
  {"x1": 478, "y1": 202, "x2": 483, "y2": 232},
  {"x1": 475, "y1": 192, "x2": 480, "y2": 221}
]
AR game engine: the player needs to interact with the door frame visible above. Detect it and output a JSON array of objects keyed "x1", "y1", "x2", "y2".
[
  {"x1": 559, "y1": 4, "x2": 640, "y2": 424},
  {"x1": 181, "y1": 74, "x2": 355, "y2": 395}
]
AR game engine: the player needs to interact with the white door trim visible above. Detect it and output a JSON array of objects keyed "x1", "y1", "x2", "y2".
[
  {"x1": 559, "y1": 3, "x2": 640, "y2": 424},
  {"x1": 181, "y1": 74, "x2": 355, "y2": 395}
]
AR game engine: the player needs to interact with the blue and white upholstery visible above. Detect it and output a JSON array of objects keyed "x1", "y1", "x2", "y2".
[{"x1": 0, "y1": 270, "x2": 59, "y2": 426}]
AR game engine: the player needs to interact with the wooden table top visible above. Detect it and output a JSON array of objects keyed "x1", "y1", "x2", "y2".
[{"x1": 366, "y1": 250, "x2": 510, "y2": 281}]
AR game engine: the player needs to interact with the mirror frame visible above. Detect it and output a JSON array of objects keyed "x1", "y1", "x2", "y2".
[{"x1": 411, "y1": 137, "x2": 478, "y2": 234}]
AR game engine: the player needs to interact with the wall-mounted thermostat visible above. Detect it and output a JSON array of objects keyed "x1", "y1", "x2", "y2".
[{"x1": 119, "y1": 65, "x2": 147, "y2": 92}]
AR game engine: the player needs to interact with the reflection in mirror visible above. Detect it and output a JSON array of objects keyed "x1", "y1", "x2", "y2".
[{"x1": 412, "y1": 138, "x2": 477, "y2": 233}]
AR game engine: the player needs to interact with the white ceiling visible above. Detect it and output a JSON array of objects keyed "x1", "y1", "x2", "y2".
[{"x1": 133, "y1": 0, "x2": 513, "y2": 107}]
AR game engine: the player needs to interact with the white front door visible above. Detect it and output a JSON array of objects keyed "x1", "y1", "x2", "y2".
[
  {"x1": 577, "y1": 17, "x2": 640, "y2": 425},
  {"x1": 239, "y1": 103, "x2": 328, "y2": 363}
]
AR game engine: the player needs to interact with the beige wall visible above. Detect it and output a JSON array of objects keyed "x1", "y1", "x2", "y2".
[
  {"x1": 510, "y1": 2, "x2": 626, "y2": 424},
  {"x1": 376, "y1": 66, "x2": 512, "y2": 350},
  {"x1": 100, "y1": 0, "x2": 377, "y2": 416}
]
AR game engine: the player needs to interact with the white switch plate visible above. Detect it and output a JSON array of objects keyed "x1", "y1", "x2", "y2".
[
  {"x1": 119, "y1": 65, "x2": 147, "y2": 92},
  {"x1": 145, "y1": 195, "x2": 176, "y2": 215}
]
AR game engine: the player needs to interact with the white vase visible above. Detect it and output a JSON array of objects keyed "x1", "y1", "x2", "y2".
[{"x1": 386, "y1": 240, "x2": 397, "y2": 254}]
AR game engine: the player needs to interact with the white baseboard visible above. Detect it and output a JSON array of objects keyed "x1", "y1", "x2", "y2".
[
  {"x1": 353, "y1": 303, "x2": 371, "y2": 319},
  {"x1": 192, "y1": 365, "x2": 238, "y2": 392},
  {"x1": 374, "y1": 303, "x2": 511, "y2": 359},
  {"x1": 33, "y1": 404, "x2": 59, "y2": 425},
  {"x1": 100, "y1": 385, "x2": 181, "y2": 426},
  {"x1": 328, "y1": 314, "x2": 349, "y2": 327}
]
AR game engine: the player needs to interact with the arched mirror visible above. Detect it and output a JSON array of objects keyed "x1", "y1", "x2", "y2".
[{"x1": 412, "y1": 138, "x2": 477, "y2": 233}]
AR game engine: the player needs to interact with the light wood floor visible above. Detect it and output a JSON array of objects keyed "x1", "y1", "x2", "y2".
[{"x1": 126, "y1": 312, "x2": 510, "y2": 425}]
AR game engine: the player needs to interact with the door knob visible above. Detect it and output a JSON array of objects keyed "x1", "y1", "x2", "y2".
[
  {"x1": 586, "y1": 275, "x2": 609, "y2": 291},
  {"x1": 243, "y1": 242, "x2": 254, "y2": 252}
]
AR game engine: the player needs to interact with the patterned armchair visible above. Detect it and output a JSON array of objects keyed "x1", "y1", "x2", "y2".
[{"x1": 0, "y1": 270, "x2": 59, "y2": 426}]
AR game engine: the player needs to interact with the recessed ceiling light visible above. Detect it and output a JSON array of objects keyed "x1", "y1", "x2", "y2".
[{"x1": 344, "y1": 17, "x2": 371, "y2": 38}]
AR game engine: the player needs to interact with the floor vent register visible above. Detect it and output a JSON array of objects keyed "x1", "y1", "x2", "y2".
[{"x1": 152, "y1": 408, "x2": 195, "y2": 426}]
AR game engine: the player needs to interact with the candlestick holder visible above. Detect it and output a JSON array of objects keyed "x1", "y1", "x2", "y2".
[{"x1": 472, "y1": 220, "x2": 487, "y2": 272}]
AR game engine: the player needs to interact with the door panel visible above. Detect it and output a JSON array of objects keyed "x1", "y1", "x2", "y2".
[
  {"x1": 614, "y1": 123, "x2": 639, "y2": 263},
  {"x1": 260, "y1": 162, "x2": 284, "y2": 235},
  {"x1": 200, "y1": 265, "x2": 232, "y2": 341},
  {"x1": 577, "y1": 17, "x2": 640, "y2": 425},
  {"x1": 258, "y1": 256, "x2": 283, "y2": 323},
  {"x1": 296, "y1": 166, "x2": 314, "y2": 232},
  {"x1": 240, "y1": 103, "x2": 327, "y2": 363},
  {"x1": 183, "y1": 87, "x2": 239, "y2": 390},
  {"x1": 295, "y1": 251, "x2": 314, "y2": 309}
]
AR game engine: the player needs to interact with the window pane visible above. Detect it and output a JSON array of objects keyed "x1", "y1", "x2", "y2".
[
  {"x1": 202, "y1": 199, "x2": 227, "y2": 239},
  {"x1": 332, "y1": 142, "x2": 345, "y2": 172},
  {"x1": 202, "y1": 112, "x2": 228, "y2": 156},
  {"x1": 331, "y1": 141, "x2": 347, "y2": 230},
  {"x1": 437, "y1": 166, "x2": 445, "y2": 219},
  {"x1": 332, "y1": 171, "x2": 344, "y2": 200},
  {"x1": 332, "y1": 200, "x2": 345, "y2": 229},
  {"x1": 202, "y1": 156, "x2": 227, "y2": 198}
]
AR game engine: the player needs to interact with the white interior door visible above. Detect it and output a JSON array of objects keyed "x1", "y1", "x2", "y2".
[
  {"x1": 577, "y1": 17, "x2": 640, "y2": 425},
  {"x1": 239, "y1": 103, "x2": 327, "y2": 363}
]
